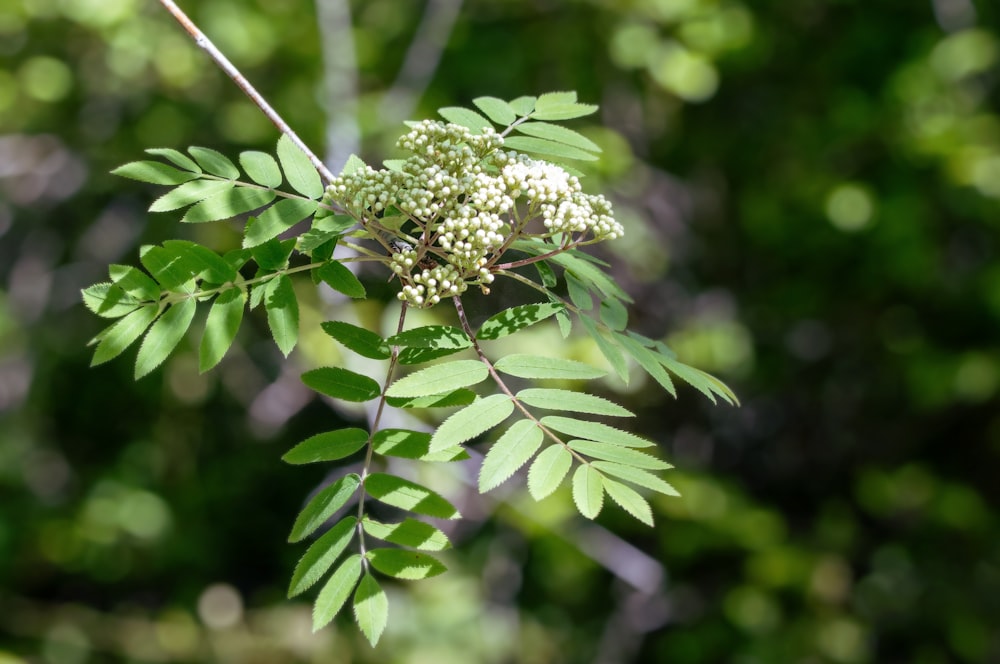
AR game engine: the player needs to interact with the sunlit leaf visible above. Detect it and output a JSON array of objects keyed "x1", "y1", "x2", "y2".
[
  {"x1": 387, "y1": 325, "x2": 471, "y2": 349},
  {"x1": 109, "y1": 265, "x2": 159, "y2": 301},
  {"x1": 316, "y1": 261, "x2": 365, "y2": 298},
  {"x1": 579, "y1": 317, "x2": 629, "y2": 383},
  {"x1": 539, "y1": 416, "x2": 654, "y2": 448},
  {"x1": 138, "y1": 245, "x2": 200, "y2": 290},
  {"x1": 353, "y1": 573, "x2": 388, "y2": 647},
  {"x1": 161, "y1": 240, "x2": 237, "y2": 283},
  {"x1": 508, "y1": 95, "x2": 536, "y2": 116},
  {"x1": 112, "y1": 160, "x2": 198, "y2": 185},
  {"x1": 289, "y1": 516, "x2": 357, "y2": 598},
  {"x1": 591, "y1": 461, "x2": 680, "y2": 496},
  {"x1": 479, "y1": 419, "x2": 544, "y2": 492},
  {"x1": 251, "y1": 237, "x2": 295, "y2": 271},
  {"x1": 277, "y1": 134, "x2": 324, "y2": 199},
  {"x1": 473, "y1": 96, "x2": 517, "y2": 125},
  {"x1": 199, "y1": 287, "x2": 246, "y2": 372},
  {"x1": 239, "y1": 150, "x2": 283, "y2": 188},
  {"x1": 264, "y1": 274, "x2": 298, "y2": 357},
  {"x1": 429, "y1": 394, "x2": 514, "y2": 452},
  {"x1": 90, "y1": 305, "x2": 158, "y2": 366},
  {"x1": 514, "y1": 121, "x2": 600, "y2": 153},
  {"x1": 188, "y1": 146, "x2": 240, "y2": 179},
  {"x1": 145, "y1": 147, "x2": 201, "y2": 173},
  {"x1": 282, "y1": 428, "x2": 369, "y2": 465},
  {"x1": 362, "y1": 518, "x2": 451, "y2": 551},
  {"x1": 568, "y1": 439, "x2": 671, "y2": 470},
  {"x1": 243, "y1": 198, "x2": 319, "y2": 248},
  {"x1": 371, "y1": 428, "x2": 468, "y2": 462},
  {"x1": 384, "y1": 388, "x2": 477, "y2": 409},
  {"x1": 397, "y1": 346, "x2": 466, "y2": 365},
  {"x1": 366, "y1": 548, "x2": 447, "y2": 580},
  {"x1": 502, "y1": 136, "x2": 599, "y2": 161},
  {"x1": 82, "y1": 283, "x2": 143, "y2": 319},
  {"x1": 438, "y1": 106, "x2": 493, "y2": 134},
  {"x1": 302, "y1": 367, "x2": 381, "y2": 402},
  {"x1": 288, "y1": 473, "x2": 362, "y2": 543},
  {"x1": 572, "y1": 465, "x2": 605, "y2": 519},
  {"x1": 476, "y1": 302, "x2": 564, "y2": 340},
  {"x1": 149, "y1": 179, "x2": 234, "y2": 213},
  {"x1": 494, "y1": 354, "x2": 605, "y2": 380},
  {"x1": 312, "y1": 554, "x2": 362, "y2": 631},
  {"x1": 386, "y1": 360, "x2": 489, "y2": 398},
  {"x1": 321, "y1": 321, "x2": 390, "y2": 359},
  {"x1": 602, "y1": 477, "x2": 654, "y2": 526},
  {"x1": 134, "y1": 298, "x2": 196, "y2": 379},
  {"x1": 364, "y1": 473, "x2": 459, "y2": 519},
  {"x1": 516, "y1": 388, "x2": 633, "y2": 417},
  {"x1": 527, "y1": 444, "x2": 572, "y2": 501},
  {"x1": 181, "y1": 187, "x2": 276, "y2": 223}
]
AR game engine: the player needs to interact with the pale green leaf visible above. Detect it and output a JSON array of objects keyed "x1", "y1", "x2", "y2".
[
  {"x1": 134, "y1": 298, "x2": 196, "y2": 379},
  {"x1": 386, "y1": 325, "x2": 471, "y2": 349},
  {"x1": 556, "y1": 309, "x2": 572, "y2": 338},
  {"x1": 149, "y1": 179, "x2": 234, "y2": 213},
  {"x1": 289, "y1": 473, "x2": 362, "y2": 542},
  {"x1": 181, "y1": 187, "x2": 276, "y2": 223},
  {"x1": 616, "y1": 332, "x2": 676, "y2": 396},
  {"x1": 568, "y1": 439, "x2": 671, "y2": 470},
  {"x1": 438, "y1": 106, "x2": 493, "y2": 134},
  {"x1": 371, "y1": 428, "x2": 468, "y2": 462},
  {"x1": 112, "y1": 160, "x2": 198, "y2": 185},
  {"x1": 188, "y1": 146, "x2": 240, "y2": 179},
  {"x1": 397, "y1": 346, "x2": 466, "y2": 365},
  {"x1": 580, "y1": 316, "x2": 629, "y2": 383},
  {"x1": 572, "y1": 465, "x2": 605, "y2": 519},
  {"x1": 312, "y1": 554, "x2": 362, "y2": 631},
  {"x1": 476, "y1": 302, "x2": 564, "y2": 340},
  {"x1": 239, "y1": 150, "x2": 283, "y2": 188},
  {"x1": 536, "y1": 91, "x2": 577, "y2": 105},
  {"x1": 340, "y1": 154, "x2": 367, "y2": 175},
  {"x1": 384, "y1": 388, "x2": 477, "y2": 410},
  {"x1": 277, "y1": 134, "x2": 324, "y2": 199},
  {"x1": 198, "y1": 287, "x2": 246, "y2": 372},
  {"x1": 514, "y1": 121, "x2": 600, "y2": 153},
  {"x1": 353, "y1": 573, "x2": 388, "y2": 647},
  {"x1": 82, "y1": 283, "x2": 143, "y2": 319},
  {"x1": 243, "y1": 198, "x2": 319, "y2": 248},
  {"x1": 531, "y1": 95, "x2": 598, "y2": 120},
  {"x1": 508, "y1": 95, "x2": 536, "y2": 116},
  {"x1": 502, "y1": 136, "x2": 599, "y2": 161},
  {"x1": 429, "y1": 394, "x2": 514, "y2": 452},
  {"x1": 282, "y1": 428, "x2": 369, "y2": 464},
  {"x1": 364, "y1": 473, "x2": 460, "y2": 519},
  {"x1": 264, "y1": 274, "x2": 298, "y2": 357},
  {"x1": 472, "y1": 96, "x2": 517, "y2": 125},
  {"x1": 494, "y1": 354, "x2": 606, "y2": 380},
  {"x1": 539, "y1": 416, "x2": 654, "y2": 448},
  {"x1": 516, "y1": 388, "x2": 633, "y2": 417},
  {"x1": 527, "y1": 445, "x2": 572, "y2": 501},
  {"x1": 549, "y1": 251, "x2": 632, "y2": 302},
  {"x1": 321, "y1": 321, "x2": 390, "y2": 359},
  {"x1": 302, "y1": 367, "x2": 381, "y2": 402},
  {"x1": 90, "y1": 305, "x2": 158, "y2": 366},
  {"x1": 385, "y1": 360, "x2": 489, "y2": 398},
  {"x1": 565, "y1": 271, "x2": 593, "y2": 310},
  {"x1": 599, "y1": 297, "x2": 628, "y2": 331},
  {"x1": 109, "y1": 265, "x2": 160, "y2": 301},
  {"x1": 361, "y1": 518, "x2": 451, "y2": 551},
  {"x1": 145, "y1": 147, "x2": 201, "y2": 173},
  {"x1": 591, "y1": 461, "x2": 680, "y2": 496},
  {"x1": 479, "y1": 419, "x2": 544, "y2": 492},
  {"x1": 316, "y1": 261, "x2": 366, "y2": 298},
  {"x1": 602, "y1": 477, "x2": 654, "y2": 526},
  {"x1": 366, "y1": 548, "x2": 447, "y2": 580},
  {"x1": 289, "y1": 516, "x2": 357, "y2": 598}
]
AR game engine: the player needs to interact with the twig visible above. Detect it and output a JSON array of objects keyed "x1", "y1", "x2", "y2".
[{"x1": 156, "y1": 0, "x2": 336, "y2": 184}]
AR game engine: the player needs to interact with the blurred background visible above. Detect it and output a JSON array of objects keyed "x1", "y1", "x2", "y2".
[{"x1": 2, "y1": 0, "x2": 999, "y2": 662}]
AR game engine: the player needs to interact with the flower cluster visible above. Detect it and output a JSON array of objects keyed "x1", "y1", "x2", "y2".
[{"x1": 325, "y1": 120, "x2": 623, "y2": 307}]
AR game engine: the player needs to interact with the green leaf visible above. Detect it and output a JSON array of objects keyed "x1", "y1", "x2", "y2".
[
  {"x1": 514, "y1": 121, "x2": 600, "y2": 153},
  {"x1": 479, "y1": 419, "x2": 544, "y2": 492},
  {"x1": 239, "y1": 150, "x2": 283, "y2": 188},
  {"x1": 149, "y1": 179, "x2": 234, "y2": 213},
  {"x1": 429, "y1": 394, "x2": 514, "y2": 452},
  {"x1": 556, "y1": 309, "x2": 572, "y2": 338},
  {"x1": 300, "y1": 214, "x2": 356, "y2": 254},
  {"x1": 384, "y1": 388, "x2": 477, "y2": 410},
  {"x1": 364, "y1": 473, "x2": 460, "y2": 519},
  {"x1": 251, "y1": 237, "x2": 296, "y2": 271},
  {"x1": 353, "y1": 573, "x2": 388, "y2": 647},
  {"x1": 302, "y1": 367, "x2": 381, "y2": 402},
  {"x1": 366, "y1": 548, "x2": 447, "y2": 580},
  {"x1": 580, "y1": 317, "x2": 629, "y2": 383},
  {"x1": 188, "y1": 146, "x2": 240, "y2": 179},
  {"x1": 516, "y1": 388, "x2": 633, "y2": 417},
  {"x1": 539, "y1": 416, "x2": 654, "y2": 448},
  {"x1": 502, "y1": 136, "x2": 599, "y2": 161},
  {"x1": 371, "y1": 428, "x2": 469, "y2": 462},
  {"x1": 531, "y1": 93, "x2": 598, "y2": 120},
  {"x1": 616, "y1": 333, "x2": 675, "y2": 396},
  {"x1": 438, "y1": 106, "x2": 493, "y2": 134},
  {"x1": 591, "y1": 461, "x2": 680, "y2": 497},
  {"x1": 549, "y1": 251, "x2": 632, "y2": 302},
  {"x1": 282, "y1": 428, "x2": 369, "y2": 465},
  {"x1": 138, "y1": 245, "x2": 201, "y2": 290},
  {"x1": 112, "y1": 160, "x2": 198, "y2": 185},
  {"x1": 90, "y1": 305, "x2": 158, "y2": 366},
  {"x1": 572, "y1": 465, "x2": 605, "y2": 519},
  {"x1": 277, "y1": 134, "x2": 324, "y2": 199},
  {"x1": 385, "y1": 360, "x2": 489, "y2": 398},
  {"x1": 658, "y1": 352, "x2": 739, "y2": 405},
  {"x1": 535, "y1": 260, "x2": 558, "y2": 288},
  {"x1": 565, "y1": 271, "x2": 593, "y2": 310},
  {"x1": 243, "y1": 198, "x2": 319, "y2": 248},
  {"x1": 109, "y1": 265, "x2": 160, "y2": 301},
  {"x1": 568, "y1": 439, "x2": 671, "y2": 470},
  {"x1": 599, "y1": 297, "x2": 628, "y2": 331},
  {"x1": 494, "y1": 354, "x2": 606, "y2": 380},
  {"x1": 508, "y1": 96, "x2": 536, "y2": 116},
  {"x1": 387, "y1": 325, "x2": 471, "y2": 349},
  {"x1": 264, "y1": 274, "x2": 299, "y2": 357},
  {"x1": 82, "y1": 283, "x2": 143, "y2": 319},
  {"x1": 199, "y1": 288, "x2": 246, "y2": 372},
  {"x1": 316, "y1": 261, "x2": 366, "y2": 298},
  {"x1": 602, "y1": 477, "x2": 654, "y2": 526},
  {"x1": 397, "y1": 346, "x2": 466, "y2": 365},
  {"x1": 340, "y1": 154, "x2": 367, "y2": 175},
  {"x1": 476, "y1": 302, "x2": 564, "y2": 340},
  {"x1": 312, "y1": 554, "x2": 363, "y2": 631},
  {"x1": 145, "y1": 147, "x2": 201, "y2": 173},
  {"x1": 289, "y1": 516, "x2": 357, "y2": 598},
  {"x1": 536, "y1": 91, "x2": 578, "y2": 105},
  {"x1": 289, "y1": 473, "x2": 362, "y2": 543},
  {"x1": 134, "y1": 298, "x2": 196, "y2": 379},
  {"x1": 182, "y1": 187, "x2": 276, "y2": 223},
  {"x1": 472, "y1": 96, "x2": 517, "y2": 125},
  {"x1": 321, "y1": 321, "x2": 390, "y2": 360},
  {"x1": 161, "y1": 240, "x2": 237, "y2": 283},
  {"x1": 362, "y1": 518, "x2": 451, "y2": 551},
  {"x1": 527, "y1": 444, "x2": 572, "y2": 501}
]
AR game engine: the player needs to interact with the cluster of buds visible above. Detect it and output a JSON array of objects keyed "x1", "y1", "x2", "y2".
[{"x1": 325, "y1": 120, "x2": 623, "y2": 308}]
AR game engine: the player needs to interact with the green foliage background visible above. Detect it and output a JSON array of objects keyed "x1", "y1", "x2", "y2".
[{"x1": 2, "y1": 0, "x2": 999, "y2": 662}]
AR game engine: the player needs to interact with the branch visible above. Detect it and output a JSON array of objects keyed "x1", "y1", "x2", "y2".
[{"x1": 157, "y1": 0, "x2": 336, "y2": 184}]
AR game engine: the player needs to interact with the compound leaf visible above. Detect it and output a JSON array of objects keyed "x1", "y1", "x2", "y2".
[
  {"x1": 386, "y1": 325, "x2": 471, "y2": 349},
  {"x1": 82, "y1": 283, "x2": 143, "y2": 319},
  {"x1": 472, "y1": 96, "x2": 517, "y2": 125},
  {"x1": 591, "y1": 461, "x2": 680, "y2": 496},
  {"x1": 372, "y1": 428, "x2": 468, "y2": 462},
  {"x1": 112, "y1": 160, "x2": 197, "y2": 185},
  {"x1": 568, "y1": 439, "x2": 671, "y2": 470},
  {"x1": 513, "y1": 121, "x2": 600, "y2": 153},
  {"x1": 508, "y1": 95, "x2": 536, "y2": 116},
  {"x1": 243, "y1": 198, "x2": 318, "y2": 248},
  {"x1": 145, "y1": 147, "x2": 201, "y2": 173},
  {"x1": 109, "y1": 265, "x2": 159, "y2": 301},
  {"x1": 149, "y1": 179, "x2": 234, "y2": 213},
  {"x1": 181, "y1": 187, "x2": 276, "y2": 223},
  {"x1": 289, "y1": 473, "x2": 362, "y2": 543},
  {"x1": 580, "y1": 316, "x2": 629, "y2": 383},
  {"x1": 616, "y1": 332, "x2": 676, "y2": 396},
  {"x1": 438, "y1": 106, "x2": 493, "y2": 134},
  {"x1": 385, "y1": 388, "x2": 477, "y2": 410},
  {"x1": 502, "y1": 136, "x2": 599, "y2": 161},
  {"x1": 289, "y1": 516, "x2": 357, "y2": 598}
]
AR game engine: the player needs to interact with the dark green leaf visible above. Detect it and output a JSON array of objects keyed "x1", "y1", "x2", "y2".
[
  {"x1": 149, "y1": 179, "x2": 235, "y2": 213},
  {"x1": 134, "y1": 298, "x2": 196, "y2": 379},
  {"x1": 527, "y1": 444, "x2": 572, "y2": 501},
  {"x1": 289, "y1": 473, "x2": 361, "y2": 542},
  {"x1": 568, "y1": 439, "x2": 671, "y2": 470},
  {"x1": 430, "y1": 394, "x2": 514, "y2": 452},
  {"x1": 514, "y1": 121, "x2": 600, "y2": 153},
  {"x1": 138, "y1": 245, "x2": 199, "y2": 290},
  {"x1": 371, "y1": 428, "x2": 469, "y2": 462},
  {"x1": 188, "y1": 146, "x2": 240, "y2": 179},
  {"x1": 282, "y1": 428, "x2": 369, "y2": 464},
  {"x1": 516, "y1": 388, "x2": 633, "y2": 417},
  {"x1": 539, "y1": 416, "x2": 654, "y2": 448},
  {"x1": 658, "y1": 352, "x2": 739, "y2": 405},
  {"x1": 312, "y1": 554, "x2": 362, "y2": 631},
  {"x1": 502, "y1": 136, "x2": 599, "y2": 161},
  {"x1": 90, "y1": 305, "x2": 158, "y2": 366},
  {"x1": 302, "y1": 367, "x2": 381, "y2": 402},
  {"x1": 472, "y1": 96, "x2": 517, "y2": 125},
  {"x1": 289, "y1": 516, "x2": 357, "y2": 598},
  {"x1": 199, "y1": 287, "x2": 246, "y2": 372},
  {"x1": 321, "y1": 321, "x2": 390, "y2": 359},
  {"x1": 243, "y1": 198, "x2": 319, "y2": 248},
  {"x1": 366, "y1": 548, "x2": 447, "y2": 580},
  {"x1": 353, "y1": 573, "x2": 388, "y2": 647},
  {"x1": 181, "y1": 187, "x2": 276, "y2": 223},
  {"x1": 479, "y1": 419, "x2": 544, "y2": 492},
  {"x1": 494, "y1": 354, "x2": 606, "y2": 380},
  {"x1": 476, "y1": 302, "x2": 564, "y2": 340},
  {"x1": 386, "y1": 325, "x2": 471, "y2": 349},
  {"x1": 385, "y1": 360, "x2": 489, "y2": 398},
  {"x1": 572, "y1": 465, "x2": 605, "y2": 519},
  {"x1": 264, "y1": 275, "x2": 298, "y2": 357},
  {"x1": 362, "y1": 518, "x2": 450, "y2": 551},
  {"x1": 438, "y1": 106, "x2": 493, "y2": 134},
  {"x1": 112, "y1": 160, "x2": 198, "y2": 185},
  {"x1": 317, "y1": 261, "x2": 366, "y2": 298},
  {"x1": 277, "y1": 134, "x2": 324, "y2": 198},
  {"x1": 364, "y1": 473, "x2": 460, "y2": 519},
  {"x1": 251, "y1": 237, "x2": 296, "y2": 271},
  {"x1": 239, "y1": 150, "x2": 282, "y2": 188},
  {"x1": 535, "y1": 260, "x2": 557, "y2": 288}
]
